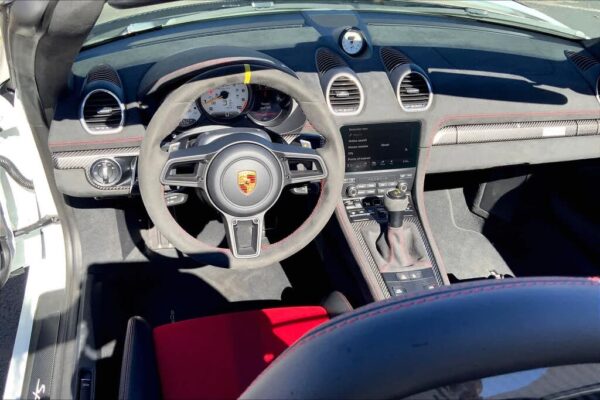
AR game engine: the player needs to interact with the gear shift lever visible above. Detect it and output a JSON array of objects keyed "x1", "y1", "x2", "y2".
[
  {"x1": 360, "y1": 187, "x2": 431, "y2": 272},
  {"x1": 384, "y1": 189, "x2": 409, "y2": 228}
]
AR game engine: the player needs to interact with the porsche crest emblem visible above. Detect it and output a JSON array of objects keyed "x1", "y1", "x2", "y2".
[{"x1": 237, "y1": 170, "x2": 257, "y2": 195}]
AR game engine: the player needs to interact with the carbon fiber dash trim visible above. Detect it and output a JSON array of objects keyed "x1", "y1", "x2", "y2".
[
  {"x1": 433, "y1": 119, "x2": 600, "y2": 146},
  {"x1": 85, "y1": 180, "x2": 131, "y2": 192},
  {"x1": 52, "y1": 147, "x2": 140, "y2": 169},
  {"x1": 433, "y1": 126, "x2": 457, "y2": 145},
  {"x1": 576, "y1": 119, "x2": 600, "y2": 136},
  {"x1": 53, "y1": 147, "x2": 139, "y2": 192}
]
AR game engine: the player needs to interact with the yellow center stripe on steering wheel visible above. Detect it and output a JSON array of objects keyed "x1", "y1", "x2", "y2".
[{"x1": 244, "y1": 64, "x2": 252, "y2": 84}]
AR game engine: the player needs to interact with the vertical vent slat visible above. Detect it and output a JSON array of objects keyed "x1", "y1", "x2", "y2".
[
  {"x1": 86, "y1": 64, "x2": 123, "y2": 87},
  {"x1": 380, "y1": 47, "x2": 411, "y2": 73},
  {"x1": 565, "y1": 50, "x2": 600, "y2": 72},
  {"x1": 316, "y1": 48, "x2": 347, "y2": 75}
]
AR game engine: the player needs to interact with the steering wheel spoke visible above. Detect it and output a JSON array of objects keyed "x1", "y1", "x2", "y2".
[
  {"x1": 160, "y1": 146, "x2": 217, "y2": 189},
  {"x1": 271, "y1": 143, "x2": 328, "y2": 186},
  {"x1": 223, "y1": 213, "x2": 265, "y2": 258}
]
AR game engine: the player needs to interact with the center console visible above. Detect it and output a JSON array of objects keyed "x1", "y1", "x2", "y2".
[{"x1": 340, "y1": 122, "x2": 444, "y2": 297}]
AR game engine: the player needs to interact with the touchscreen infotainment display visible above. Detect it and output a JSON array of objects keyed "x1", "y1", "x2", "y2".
[{"x1": 341, "y1": 122, "x2": 420, "y2": 172}]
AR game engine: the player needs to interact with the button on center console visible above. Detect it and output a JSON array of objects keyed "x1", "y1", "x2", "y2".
[
  {"x1": 342, "y1": 172, "x2": 415, "y2": 223},
  {"x1": 340, "y1": 122, "x2": 443, "y2": 297}
]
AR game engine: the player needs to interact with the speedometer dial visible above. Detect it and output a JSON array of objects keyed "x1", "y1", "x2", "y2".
[{"x1": 199, "y1": 84, "x2": 250, "y2": 120}]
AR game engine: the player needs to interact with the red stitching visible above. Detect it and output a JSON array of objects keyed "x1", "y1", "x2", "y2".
[
  {"x1": 286, "y1": 279, "x2": 600, "y2": 355},
  {"x1": 243, "y1": 279, "x2": 599, "y2": 395},
  {"x1": 49, "y1": 136, "x2": 144, "y2": 148}
]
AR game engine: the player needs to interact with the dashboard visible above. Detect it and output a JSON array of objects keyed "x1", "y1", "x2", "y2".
[{"x1": 48, "y1": 10, "x2": 600, "y2": 197}]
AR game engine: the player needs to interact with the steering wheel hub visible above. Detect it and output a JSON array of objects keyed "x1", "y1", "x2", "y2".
[{"x1": 205, "y1": 143, "x2": 283, "y2": 217}]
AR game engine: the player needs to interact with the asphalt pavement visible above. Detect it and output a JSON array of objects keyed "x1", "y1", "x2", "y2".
[
  {"x1": 95, "y1": 0, "x2": 600, "y2": 40},
  {"x1": 520, "y1": 0, "x2": 600, "y2": 38}
]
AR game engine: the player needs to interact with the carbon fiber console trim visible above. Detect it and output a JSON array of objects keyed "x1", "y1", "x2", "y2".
[
  {"x1": 84, "y1": 178, "x2": 131, "y2": 192},
  {"x1": 351, "y1": 215, "x2": 443, "y2": 298},
  {"x1": 407, "y1": 215, "x2": 444, "y2": 286},
  {"x1": 433, "y1": 119, "x2": 599, "y2": 145},
  {"x1": 351, "y1": 219, "x2": 389, "y2": 296}
]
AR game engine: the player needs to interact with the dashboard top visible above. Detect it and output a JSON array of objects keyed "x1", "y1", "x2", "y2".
[
  {"x1": 51, "y1": 10, "x2": 600, "y2": 152},
  {"x1": 49, "y1": 9, "x2": 600, "y2": 199}
]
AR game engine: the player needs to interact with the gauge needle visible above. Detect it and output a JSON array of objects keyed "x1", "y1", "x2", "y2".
[
  {"x1": 203, "y1": 96, "x2": 223, "y2": 105},
  {"x1": 203, "y1": 91, "x2": 230, "y2": 106}
]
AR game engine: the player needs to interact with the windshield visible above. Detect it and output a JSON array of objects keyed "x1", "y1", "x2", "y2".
[{"x1": 86, "y1": 0, "x2": 594, "y2": 47}]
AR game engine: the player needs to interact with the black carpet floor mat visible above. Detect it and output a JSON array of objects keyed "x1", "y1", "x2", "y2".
[
  {"x1": 0, "y1": 269, "x2": 27, "y2": 396},
  {"x1": 425, "y1": 164, "x2": 600, "y2": 281}
]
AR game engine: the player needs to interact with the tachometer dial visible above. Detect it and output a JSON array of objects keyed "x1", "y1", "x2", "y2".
[
  {"x1": 248, "y1": 86, "x2": 292, "y2": 126},
  {"x1": 199, "y1": 84, "x2": 250, "y2": 120},
  {"x1": 178, "y1": 101, "x2": 202, "y2": 129}
]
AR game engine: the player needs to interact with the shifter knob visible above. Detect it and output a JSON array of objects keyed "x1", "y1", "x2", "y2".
[{"x1": 384, "y1": 189, "x2": 409, "y2": 228}]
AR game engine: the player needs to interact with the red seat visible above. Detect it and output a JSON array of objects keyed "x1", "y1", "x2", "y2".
[{"x1": 152, "y1": 306, "x2": 330, "y2": 400}]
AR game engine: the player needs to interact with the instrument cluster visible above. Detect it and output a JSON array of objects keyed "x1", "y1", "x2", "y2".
[{"x1": 177, "y1": 83, "x2": 293, "y2": 130}]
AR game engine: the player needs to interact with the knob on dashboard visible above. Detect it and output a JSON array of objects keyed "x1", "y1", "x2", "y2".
[
  {"x1": 90, "y1": 158, "x2": 122, "y2": 187},
  {"x1": 346, "y1": 185, "x2": 358, "y2": 197}
]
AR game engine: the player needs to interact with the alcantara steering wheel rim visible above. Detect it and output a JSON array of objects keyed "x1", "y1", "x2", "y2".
[{"x1": 138, "y1": 66, "x2": 345, "y2": 269}]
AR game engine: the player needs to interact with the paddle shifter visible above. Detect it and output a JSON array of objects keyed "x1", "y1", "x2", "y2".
[{"x1": 384, "y1": 189, "x2": 409, "y2": 228}]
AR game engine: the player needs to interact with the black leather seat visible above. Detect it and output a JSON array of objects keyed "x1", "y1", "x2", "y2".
[{"x1": 119, "y1": 278, "x2": 600, "y2": 399}]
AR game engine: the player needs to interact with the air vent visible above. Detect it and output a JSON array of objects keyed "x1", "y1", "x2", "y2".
[
  {"x1": 316, "y1": 48, "x2": 346, "y2": 74},
  {"x1": 80, "y1": 65, "x2": 124, "y2": 134},
  {"x1": 380, "y1": 47, "x2": 411, "y2": 73},
  {"x1": 86, "y1": 64, "x2": 122, "y2": 87},
  {"x1": 398, "y1": 71, "x2": 432, "y2": 112},
  {"x1": 381, "y1": 48, "x2": 432, "y2": 112},
  {"x1": 315, "y1": 48, "x2": 364, "y2": 116},
  {"x1": 565, "y1": 50, "x2": 599, "y2": 71},
  {"x1": 327, "y1": 74, "x2": 364, "y2": 116},
  {"x1": 80, "y1": 89, "x2": 124, "y2": 134}
]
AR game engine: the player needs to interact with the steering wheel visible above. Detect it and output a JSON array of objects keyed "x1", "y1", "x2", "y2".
[
  {"x1": 241, "y1": 277, "x2": 600, "y2": 399},
  {"x1": 138, "y1": 67, "x2": 344, "y2": 268}
]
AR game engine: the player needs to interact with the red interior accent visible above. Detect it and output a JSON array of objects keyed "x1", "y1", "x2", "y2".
[{"x1": 153, "y1": 306, "x2": 330, "y2": 400}]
